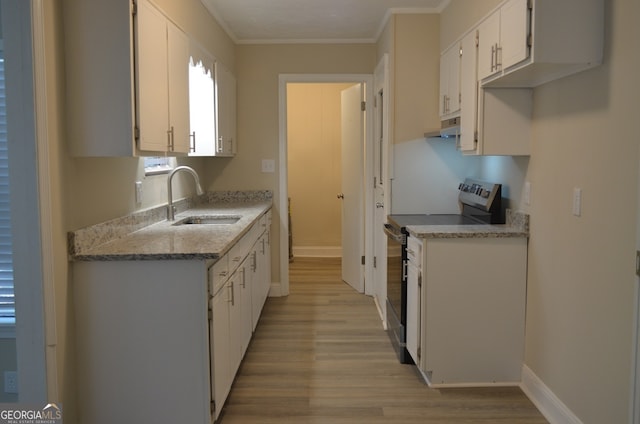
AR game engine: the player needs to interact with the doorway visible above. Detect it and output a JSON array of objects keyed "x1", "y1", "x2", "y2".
[{"x1": 278, "y1": 74, "x2": 374, "y2": 297}]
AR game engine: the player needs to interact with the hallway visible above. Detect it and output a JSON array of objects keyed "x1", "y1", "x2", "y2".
[{"x1": 219, "y1": 257, "x2": 547, "y2": 423}]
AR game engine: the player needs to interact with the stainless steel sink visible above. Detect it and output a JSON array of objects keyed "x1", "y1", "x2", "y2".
[{"x1": 173, "y1": 215, "x2": 241, "y2": 226}]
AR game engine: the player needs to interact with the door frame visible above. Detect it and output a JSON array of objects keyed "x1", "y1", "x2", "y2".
[
  {"x1": 632, "y1": 147, "x2": 640, "y2": 424},
  {"x1": 1, "y1": 0, "x2": 57, "y2": 401},
  {"x1": 278, "y1": 74, "x2": 374, "y2": 297}
]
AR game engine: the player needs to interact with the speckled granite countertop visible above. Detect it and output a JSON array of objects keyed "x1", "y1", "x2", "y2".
[
  {"x1": 68, "y1": 191, "x2": 272, "y2": 261},
  {"x1": 407, "y1": 210, "x2": 529, "y2": 239}
]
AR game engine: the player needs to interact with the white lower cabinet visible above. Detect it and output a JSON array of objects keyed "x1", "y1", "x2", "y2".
[
  {"x1": 73, "y1": 211, "x2": 271, "y2": 424},
  {"x1": 209, "y1": 212, "x2": 272, "y2": 420},
  {"x1": 211, "y1": 276, "x2": 232, "y2": 419},
  {"x1": 416, "y1": 237, "x2": 527, "y2": 387}
]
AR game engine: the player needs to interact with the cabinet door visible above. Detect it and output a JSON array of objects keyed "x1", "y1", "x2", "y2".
[
  {"x1": 136, "y1": 0, "x2": 170, "y2": 152},
  {"x1": 257, "y1": 234, "x2": 270, "y2": 310},
  {"x1": 439, "y1": 46, "x2": 460, "y2": 118},
  {"x1": 229, "y1": 274, "x2": 243, "y2": 374},
  {"x1": 211, "y1": 284, "x2": 231, "y2": 420},
  {"x1": 188, "y1": 43, "x2": 217, "y2": 156},
  {"x1": 215, "y1": 62, "x2": 237, "y2": 156},
  {"x1": 500, "y1": 0, "x2": 530, "y2": 70},
  {"x1": 239, "y1": 264, "x2": 253, "y2": 356},
  {"x1": 406, "y1": 262, "x2": 420, "y2": 364},
  {"x1": 459, "y1": 31, "x2": 478, "y2": 152},
  {"x1": 167, "y1": 21, "x2": 191, "y2": 153},
  {"x1": 477, "y1": 11, "x2": 501, "y2": 81}
]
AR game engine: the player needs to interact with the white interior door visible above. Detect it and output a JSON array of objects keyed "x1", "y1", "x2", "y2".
[
  {"x1": 340, "y1": 84, "x2": 364, "y2": 292},
  {"x1": 373, "y1": 55, "x2": 389, "y2": 322}
]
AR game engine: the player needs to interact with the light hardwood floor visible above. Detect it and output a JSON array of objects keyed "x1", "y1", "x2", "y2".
[{"x1": 219, "y1": 257, "x2": 548, "y2": 423}]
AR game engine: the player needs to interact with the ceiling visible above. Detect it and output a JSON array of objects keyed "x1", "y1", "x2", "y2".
[{"x1": 200, "y1": 0, "x2": 449, "y2": 44}]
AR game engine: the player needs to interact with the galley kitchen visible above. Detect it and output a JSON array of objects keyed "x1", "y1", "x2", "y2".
[{"x1": 3, "y1": 1, "x2": 635, "y2": 424}]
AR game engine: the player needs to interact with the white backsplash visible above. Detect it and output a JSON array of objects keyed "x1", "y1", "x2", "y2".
[
  {"x1": 391, "y1": 137, "x2": 529, "y2": 214},
  {"x1": 391, "y1": 137, "x2": 482, "y2": 214}
]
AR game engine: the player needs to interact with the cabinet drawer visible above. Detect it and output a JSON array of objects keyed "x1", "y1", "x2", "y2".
[
  {"x1": 407, "y1": 236, "x2": 422, "y2": 268},
  {"x1": 209, "y1": 255, "x2": 229, "y2": 295},
  {"x1": 229, "y1": 232, "x2": 253, "y2": 273}
]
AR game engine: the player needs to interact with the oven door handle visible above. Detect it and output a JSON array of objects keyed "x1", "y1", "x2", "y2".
[{"x1": 383, "y1": 224, "x2": 404, "y2": 243}]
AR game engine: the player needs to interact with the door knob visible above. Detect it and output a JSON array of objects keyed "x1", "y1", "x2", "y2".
[
  {"x1": 337, "y1": 194, "x2": 344, "y2": 199},
  {"x1": 376, "y1": 202, "x2": 384, "y2": 208}
]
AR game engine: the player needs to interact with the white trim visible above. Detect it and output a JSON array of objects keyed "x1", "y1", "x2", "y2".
[
  {"x1": 292, "y1": 246, "x2": 342, "y2": 258},
  {"x1": 1, "y1": 0, "x2": 48, "y2": 402},
  {"x1": 520, "y1": 365, "x2": 583, "y2": 424},
  {"x1": 633, "y1": 279, "x2": 640, "y2": 424},
  {"x1": 633, "y1": 143, "x2": 640, "y2": 424},
  {"x1": 31, "y1": 0, "x2": 59, "y2": 401},
  {"x1": 267, "y1": 281, "x2": 282, "y2": 298},
  {"x1": 278, "y1": 74, "x2": 374, "y2": 299}
]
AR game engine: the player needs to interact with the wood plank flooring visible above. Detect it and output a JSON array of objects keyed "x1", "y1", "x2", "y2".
[{"x1": 219, "y1": 257, "x2": 548, "y2": 423}]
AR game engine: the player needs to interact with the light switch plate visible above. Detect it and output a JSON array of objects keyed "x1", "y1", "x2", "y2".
[{"x1": 524, "y1": 181, "x2": 531, "y2": 205}]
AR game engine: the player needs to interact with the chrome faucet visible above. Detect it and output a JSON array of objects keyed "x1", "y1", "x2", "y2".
[{"x1": 167, "y1": 166, "x2": 204, "y2": 220}]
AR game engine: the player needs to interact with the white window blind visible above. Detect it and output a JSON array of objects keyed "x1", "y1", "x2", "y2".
[{"x1": 0, "y1": 50, "x2": 15, "y2": 322}]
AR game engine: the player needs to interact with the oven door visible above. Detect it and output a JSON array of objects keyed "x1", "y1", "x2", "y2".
[{"x1": 383, "y1": 223, "x2": 412, "y2": 364}]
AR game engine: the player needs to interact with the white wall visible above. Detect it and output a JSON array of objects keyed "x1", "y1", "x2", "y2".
[
  {"x1": 442, "y1": 1, "x2": 640, "y2": 422},
  {"x1": 391, "y1": 138, "x2": 482, "y2": 214}
]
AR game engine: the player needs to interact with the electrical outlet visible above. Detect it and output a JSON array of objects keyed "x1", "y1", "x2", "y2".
[
  {"x1": 572, "y1": 187, "x2": 582, "y2": 217},
  {"x1": 135, "y1": 181, "x2": 143, "y2": 204},
  {"x1": 261, "y1": 159, "x2": 275, "y2": 173},
  {"x1": 4, "y1": 371, "x2": 18, "y2": 394},
  {"x1": 523, "y1": 181, "x2": 531, "y2": 206}
]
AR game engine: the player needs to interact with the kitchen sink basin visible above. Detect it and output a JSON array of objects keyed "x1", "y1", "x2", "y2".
[{"x1": 173, "y1": 215, "x2": 241, "y2": 226}]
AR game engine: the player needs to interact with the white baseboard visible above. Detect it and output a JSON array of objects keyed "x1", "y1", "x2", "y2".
[
  {"x1": 292, "y1": 246, "x2": 341, "y2": 257},
  {"x1": 520, "y1": 365, "x2": 583, "y2": 424},
  {"x1": 268, "y1": 282, "x2": 282, "y2": 297},
  {"x1": 373, "y1": 296, "x2": 386, "y2": 329}
]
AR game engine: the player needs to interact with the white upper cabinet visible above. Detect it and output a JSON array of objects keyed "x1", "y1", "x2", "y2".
[
  {"x1": 188, "y1": 43, "x2": 217, "y2": 157},
  {"x1": 64, "y1": 0, "x2": 226, "y2": 157},
  {"x1": 167, "y1": 21, "x2": 191, "y2": 153},
  {"x1": 136, "y1": 1, "x2": 190, "y2": 154},
  {"x1": 500, "y1": 0, "x2": 530, "y2": 71},
  {"x1": 135, "y1": 0, "x2": 169, "y2": 153},
  {"x1": 188, "y1": 57, "x2": 237, "y2": 157},
  {"x1": 476, "y1": 10, "x2": 502, "y2": 81},
  {"x1": 439, "y1": 45, "x2": 461, "y2": 119},
  {"x1": 459, "y1": 30, "x2": 532, "y2": 156},
  {"x1": 458, "y1": 31, "x2": 478, "y2": 152},
  {"x1": 214, "y1": 62, "x2": 237, "y2": 157},
  {"x1": 478, "y1": 0, "x2": 603, "y2": 87},
  {"x1": 477, "y1": 0, "x2": 530, "y2": 82}
]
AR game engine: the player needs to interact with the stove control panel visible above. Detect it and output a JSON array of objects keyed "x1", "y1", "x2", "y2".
[{"x1": 458, "y1": 179, "x2": 501, "y2": 211}]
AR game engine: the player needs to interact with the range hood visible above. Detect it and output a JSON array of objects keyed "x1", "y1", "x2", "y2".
[{"x1": 424, "y1": 116, "x2": 460, "y2": 139}]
